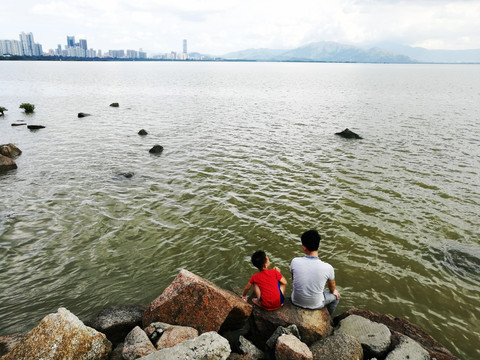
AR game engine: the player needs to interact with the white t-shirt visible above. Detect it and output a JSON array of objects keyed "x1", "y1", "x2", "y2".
[{"x1": 290, "y1": 255, "x2": 335, "y2": 309}]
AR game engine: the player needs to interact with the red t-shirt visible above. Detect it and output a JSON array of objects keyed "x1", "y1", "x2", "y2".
[{"x1": 249, "y1": 269, "x2": 283, "y2": 310}]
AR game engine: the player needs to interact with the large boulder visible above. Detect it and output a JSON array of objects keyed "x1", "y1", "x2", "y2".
[
  {"x1": 86, "y1": 305, "x2": 146, "y2": 345},
  {"x1": 0, "y1": 154, "x2": 17, "y2": 171},
  {"x1": 143, "y1": 269, "x2": 252, "y2": 334},
  {"x1": 138, "y1": 331, "x2": 231, "y2": 360},
  {"x1": 250, "y1": 298, "x2": 333, "y2": 347},
  {"x1": 336, "y1": 314, "x2": 391, "y2": 358},
  {"x1": 336, "y1": 309, "x2": 457, "y2": 360},
  {"x1": 0, "y1": 143, "x2": 22, "y2": 158},
  {"x1": 122, "y1": 326, "x2": 156, "y2": 360},
  {"x1": 275, "y1": 334, "x2": 312, "y2": 360},
  {"x1": 1, "y1": 307, "x2": 111, "y2": 360},
  {"x1": 310, "y1": 332, "x2": 363, "y2": 360}
]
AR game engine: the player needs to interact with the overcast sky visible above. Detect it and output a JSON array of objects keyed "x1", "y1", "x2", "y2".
[{"x1": 3, "y1": 0, "x2": 480, "y2": 55}]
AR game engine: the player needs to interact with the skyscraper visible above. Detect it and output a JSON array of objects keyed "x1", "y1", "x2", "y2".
[
  {"x1": 183, "y1": 39, "x2": 187, "y2": 55},
  {"x1": 67, "y1": 36, "x2": 75, "y2": 48},
  {"x1": 19, "y1": 32, "x2": 35, "y2": 56},
  {"x1": 79, "y1": 39, "x2": 87, "y2": 50}
]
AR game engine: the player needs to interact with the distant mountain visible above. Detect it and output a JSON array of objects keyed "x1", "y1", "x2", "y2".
[
  {"x1": 221, "y1": 41, "x2": 416, "y2": 63},
  {"x1": 220, "y1": 41, "x2": 480, "y2": 63},
  {"x1": 370, "y1": 42, "x2": 480, "y2": 63},
  {"x1": 222, "y1": 48, "x2": 288, "y2": 61}
]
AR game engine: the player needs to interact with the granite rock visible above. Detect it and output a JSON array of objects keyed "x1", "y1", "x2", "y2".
[
  {"x1": 310, "y1": 332, "x2": 363, "y2": 360},
  {"x1": 336, "y1": 314, "x2": 391, "y2": 357},
  {"x1": 385, "y1": 335, "x2": 430, "y2": 360},
  {"x1": 143, "y1": 269, "x2": 252, "y2": 334},
  {"x1": 250, "y1": 298, "x2": 332, "y2": 347},
  {"x1": 87, "y1": 305, "x2": 145, "y2": 345},
  {"x1": 1, "y1": 307, "x2": 111, "y2": 360},
  {"x1": 138, "y1": 331, "x2": 231, "y2": 360},
  {"x1": 275, "y1": 334, "x2": 312, "y2": 360},
  {"x1": 156, "y1": 325, "x2": 198, "y2": 350},
  {"x1": 122, "y1": 326, "x2": 156, "y2": 360},
  {"x1": 335, "y1": 309, "x2": 457, "y2": 360}
]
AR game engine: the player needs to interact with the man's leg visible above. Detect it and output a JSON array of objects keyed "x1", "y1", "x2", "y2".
[{"x1": 323, "y1": 291, "x2": 339, "y2": 316}]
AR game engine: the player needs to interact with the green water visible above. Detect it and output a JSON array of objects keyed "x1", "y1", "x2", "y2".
[{"x1": 0, "y1": 61, "x2": 479, "y2": 359}]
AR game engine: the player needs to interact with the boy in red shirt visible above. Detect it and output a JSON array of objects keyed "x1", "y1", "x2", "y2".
[{"x1": 241, "y1": 250, "x2": 287, "y2": 310}]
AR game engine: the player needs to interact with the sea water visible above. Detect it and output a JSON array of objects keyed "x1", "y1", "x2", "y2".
[{"x1": 0, "y1": 61, "x2": 479, "y2": 359}]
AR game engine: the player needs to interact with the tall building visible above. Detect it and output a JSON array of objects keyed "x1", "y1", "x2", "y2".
[
  {"x1": 19, "y1": 32, "x2": 35, "y2": 56},
  {"x1": 183, "y1": 39, "x2": 187, "y2": 55},
  {"x1": 67, "y1": 36, "x2": 75, "y2": 48},
  {"x1": 79, "y1": 39, "x2": 87, "y2": 50},
  {"x1": 1, "y1": 32, "x2": 42, "y2": 56}
]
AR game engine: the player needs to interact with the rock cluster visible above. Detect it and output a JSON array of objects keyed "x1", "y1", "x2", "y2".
[{"x1": 0, "y1": 269, "x2": 458, "y2": 360}]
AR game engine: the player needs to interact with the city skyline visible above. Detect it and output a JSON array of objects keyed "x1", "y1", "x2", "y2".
[
  {"x1": 1, "y1": 32, "x2": 193, "y2": 60},
  {"x1": 2, "y1": 1, "x2": 480, "y2": 56}
]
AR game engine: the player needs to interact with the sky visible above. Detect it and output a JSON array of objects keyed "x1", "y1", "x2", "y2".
[{"x1": 3, "y1": 0, "x2": 480, "y2": 55}]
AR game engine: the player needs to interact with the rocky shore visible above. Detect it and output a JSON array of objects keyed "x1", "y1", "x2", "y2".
[{"x1": 0, "y1": 269, "x2": 457, "y2": 360}]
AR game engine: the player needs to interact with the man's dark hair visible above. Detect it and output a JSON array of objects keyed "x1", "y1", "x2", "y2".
[
  {"x1": 301, "y1": 229, "x2": 321, "y2": 251},
  {"x1": 251, "y1": 250, "x2": 267, "y2": 270}
]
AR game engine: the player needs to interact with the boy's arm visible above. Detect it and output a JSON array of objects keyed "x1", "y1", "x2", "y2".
[
  {"x1": 279, "y1": 275, "x2": 287, "y2": 285},
  {"x1": 241, "y1": 282, "x2": 252, "y2": 301}
]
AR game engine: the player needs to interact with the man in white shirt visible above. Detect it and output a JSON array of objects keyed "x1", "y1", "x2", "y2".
[{"x1": 290, "y1": 229, "x2": 340, "y2": 315}]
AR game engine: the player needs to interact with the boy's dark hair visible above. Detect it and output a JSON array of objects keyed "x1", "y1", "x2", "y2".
[
  {"x1": 301, "y1": 229, "x2": 321, "y2": 251},
  {"x1": 251, "y1": 250, "x2": 267, "y2": 270}
]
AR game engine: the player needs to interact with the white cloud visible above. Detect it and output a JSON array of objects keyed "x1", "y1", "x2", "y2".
[{"x1": 3, "y1": 0, "x2": 480, "y2": 54}]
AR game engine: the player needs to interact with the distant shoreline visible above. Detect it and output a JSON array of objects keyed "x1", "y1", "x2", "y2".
[{"x1": 1, "y1": 55, "x2": 479, "y2": 64}]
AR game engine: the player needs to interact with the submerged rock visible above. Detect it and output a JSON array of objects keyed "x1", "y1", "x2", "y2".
[
  {"x1": 27, "y1": 125, "x2": 45, "y2": 130},
  {"x1": 78, "y1": 112, "x2": 91, "y2": 118},
  {"x1": 110, "y1": 102, "x2": 120, "y2": 107},
  {"x1": 118, "y1": 172, "x2": 135, "y2": 179},
  {"x1": 11, "y1": 122, "x2": 27, "y2": 127},
  {"x1": 149, "y1": 145, "x2": 164, "y2": 154},
  {"x1": 335, "y1": 128, "x2": 363, "y2": 139},
  {"x1": 138, "y1": 129, "x2": 148, "y2": 136}
]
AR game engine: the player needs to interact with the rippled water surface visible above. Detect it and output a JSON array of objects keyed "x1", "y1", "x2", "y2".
[{"x1": 1, "y1": 61, "x2": 479, "y2": 359}]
